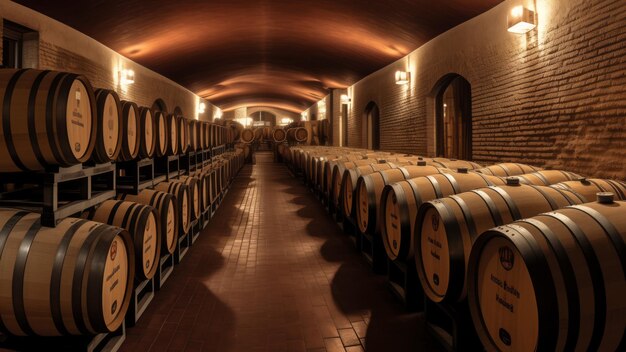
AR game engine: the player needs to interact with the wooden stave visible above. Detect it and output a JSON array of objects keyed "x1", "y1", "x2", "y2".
[
  {"x1": 273, "y1": 128, "x2": 287, "y2": 143},
  {"x1": 117, "y1": 101, "x2": 141, "y2": 161},
  {"x1": 428, "y1": 158, "x2": 482, "y2": 171},
  {"x1": 240, "y1": 128, "x2": 255, "y2": 144},
  {"x1": 0, "y1": 209, "x2": 134, "y2": 336},
  {"x1": 88, "y1": 200, "x2": 160, "y2": 282},
  {"x1": 90, "y1": 89, "x2": 122, "y2": 164},
  {"x1": 414, "y1": 183, "x2": 586, "y2": 304},
  {"x1": 165, "y1": 114, "x2": 179, "y2": 155},
  {"x1": 331, "y1": 159, "x2": 377, "y2": 211},
  {"x1": 118, "y1": 190, "x2": 178, "y2": 255},
  {"x1": 177, "y1": 116, "x2": 189, "y2": 154},
  {"x1": 551, "y1": 178, "x2": 626, "y2": 202},
  {"x1": 154, "y1": 181, "x2": 190, "y2": 234},
  {"x1": 0, "y1": 69, "x2": 98, "y2": 172},
  {"x1": 516, "y1": 170, "x2": 582, "y2": 186},
  {"x1": 137, "y1": 107, "x2": 156, "y2": 159},
  {"x1": 191, "y1": 171, "x2": 210, "y2": 212},
  {"x1": 174, "y1": 176, "x2": 201, "y2": 220},
  {"x1": 380, "y1": 172, "x2": 505, "y2": 262},
  {"x1": 152, "y1": 111, "x2": 169, "y2": 157},
  {"x1": 467, "y1": 200, "x2": 626, "y2": 352},
  {"x1": 474, "y1": 163, "x2": 542, "y2": 177}
]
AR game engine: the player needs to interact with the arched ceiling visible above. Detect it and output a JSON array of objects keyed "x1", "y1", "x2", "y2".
[{"x1": 15, "y1": 0, "x2": 502, "y2": 112}]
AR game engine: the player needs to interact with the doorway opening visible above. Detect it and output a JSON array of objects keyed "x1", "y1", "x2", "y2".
[
  {"x1": 435, "y1": 74, "x2": 472, "y2": 160},
  {"x1": 362, "y1": 102, "x2": 380, "y2": 150}
]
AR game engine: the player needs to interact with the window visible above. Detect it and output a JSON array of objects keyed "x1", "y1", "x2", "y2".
[{"x1": 2, "y1": 26, "x2": 23, "y2": 68}]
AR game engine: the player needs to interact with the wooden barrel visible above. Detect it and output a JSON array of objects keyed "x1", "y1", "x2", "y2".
[
  {"x1": 191, "y1": 171, "x2": 210, "y2": 212},
  {"x1": 118, "y1": 190, "x2": 178, "y2": 255},
  {"x1": 87, "y1": 200, "x2": 160, "y2": 281},
  {"x1": 475, "y1": 163, "x2": 542, "y2": 177},
  {"x1": 189, "y1": 120, "x2": 200, "y2": 151},
  {"x1": 0, "y1": 209, "x2": 134, "y2": 336},
  {"x1": 137, "y1": 107, "x2": 156, "y2": 159},
  {"x1": 177, "y1": 116, "x2": 189, "y2": 154},
  {"x1": 429, "y1": 158, "x2": 482, "y2": 170},
  {"x1": 153, "y1": 111, "x2": 169, "y2": 157},
  {"x1": 415, "y1": 180, "x2": 586, "y2": 304},
  {"x1": 467, "y1": 196, "x2": 626, "y2": 352},
  {"x1": 0, "y1": 69, "x2": 97, "y2": 171},
  {"x1": 331, "y1": 159, "x2": 377, "y2": 211},
  {"x1": 165, "y1": 114, "x2": 179, "y2": 155},
  {"x1": 341, "y1": 161, "x2": 408, "y2": 221},
  {"x1": 117, "y1": 101, "x2": 141, "y2": 161},
  {"x1": 381, "y1": 171, "x2": 505, "y2": 262},
  {"x1": 355, "y1": 165, "x2": 448, "y2": 234},
  {"x1": 286, "y1": 127, "x2": 308, "y2": 143},
  {"x1": 175, "y1": 176, "x2": 201, "y2": 220},
  {"x1": 155, "y1": 181, "x2": 190, "y2": 234},
  {"x1": 253, "y1": 128, "x2": 264, "y2": 142},
  {"x1": 201, "y1": 122, "x2": 209, "y2": 149},
  {"x1": 90, "y1": 89, "x2": 122, "y2": 163},
  {"x1": 273, "y1": 128, "x2": 287, "y2": 143},
  {"x1": 552, "y1": 178, "x2": 626, "y2": 201},
  {"x1": 241, "y1": 128, "x2": 255, "y2": 144},
  {"x1": 516, "y1": 170, "x2": 581, "y2": 186}
]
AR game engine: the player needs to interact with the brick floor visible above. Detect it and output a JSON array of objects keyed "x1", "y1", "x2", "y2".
[{"x1": 120, "y1": 152, "x2": 440, "y2": 352}]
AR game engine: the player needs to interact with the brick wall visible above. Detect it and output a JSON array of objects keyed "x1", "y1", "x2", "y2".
[
  {"x1": 0, "y1": 1, "x2": 216, "y2": 121},
  {"x1": 341, "y1": 0, "x2": 626, "y2": 179}
]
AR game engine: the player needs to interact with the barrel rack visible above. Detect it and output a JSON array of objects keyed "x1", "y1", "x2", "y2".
[{"x1": 0, "y1": 140, "x2": 243, "y2": 352}]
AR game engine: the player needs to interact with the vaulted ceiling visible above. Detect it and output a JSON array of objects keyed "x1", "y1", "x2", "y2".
[{"x1": 16, "y1": 0, "x2": 502, "y2": 112}]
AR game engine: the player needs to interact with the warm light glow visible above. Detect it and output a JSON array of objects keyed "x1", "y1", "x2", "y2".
[
  {"x1": 318, "y1": 100, "x2": 327, "y2": 114},
  {"x1": 214, "y1": 108, "x2": 223, "y2": 120},
  {"x1": 301, "y1": 112, "x2": 308, "y2": 121},
  {"x1": 236, "y1": 117, "x2": 253, "y2": 127},
  {"x1": 280, "y1": 117, "x2": 293, "y2": 126},
  {"x1": 340, "y1": 94, "x2": 351, "y2": 104},
  {"x1": 508, "y1": 7, "x2": 536, "y2": 34},
  {"x1": 395, "y1": 71, "x2": 410, "y2": 85},
  {"x1": 198, "y1": 102, "x2": 206, "y2": 114},
  {"x1": 119, "y1": 69, "x2": 135, "y2": 85}
]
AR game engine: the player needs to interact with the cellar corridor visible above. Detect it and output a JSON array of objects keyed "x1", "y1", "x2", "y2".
[{"x1": 119, "y1": 152, "x2": 438, "y2": 352}]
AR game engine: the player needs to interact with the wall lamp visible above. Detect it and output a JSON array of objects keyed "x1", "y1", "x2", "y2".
[
  {"x1": 340, "y1": 94, "x2": 351, "y2": 104},
  {"x1": 508, "y1": 6, "x2": 536, "y2": 34},
  {"x1": 119, "y1": 69, "x2": 135, "y2": 85},
  {"x1": 395, "y1": 71, "x2": 410, "y2": 85}
]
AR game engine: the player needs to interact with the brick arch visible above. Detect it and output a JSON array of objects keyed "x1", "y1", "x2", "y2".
[
  {"x1": 430, "y1": 73, "x2": 472, "y2": 160},
  {"x1": 151, "y1": 98, "x2": 168, "y2": 114},
  {"x1": 362, "y1": 101, "x2": 380, "y2": 150}
]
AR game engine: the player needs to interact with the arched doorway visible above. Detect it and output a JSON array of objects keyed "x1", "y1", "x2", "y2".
[
  {"x1": 173, "y1": 106, "x2": 183, "y2": 116},
  {"x1": 151, "y1": 98, "x2": 168, "y2": 113},
  {"x1": 435, "y1": 74, "x2": 472, "y2": 160},
  {"x1": 363, "y1": 102, "x2": 380, "y2": 150}
]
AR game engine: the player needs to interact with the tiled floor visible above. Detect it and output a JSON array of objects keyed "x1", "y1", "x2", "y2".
[{"x1": 120, "y1": 152, "x2": 439, "y2": 352}]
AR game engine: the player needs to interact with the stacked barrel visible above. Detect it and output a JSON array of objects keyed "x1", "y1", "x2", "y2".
[
  {"x1": 0, "y1": 68, "x2": 244, "y2": 341},
  {"x1": 283, "y1": 145, "x2": 626, "y2": 352}
]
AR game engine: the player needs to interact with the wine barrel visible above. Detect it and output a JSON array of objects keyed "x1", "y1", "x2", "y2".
[
  {"x1": 381, "y1": 171, "x2": 505, "y2": 262},
  {"x1": 286, "y1": 127, "x2": 308, "y2": 143},
  {"x1": 153, "y1": 111, "x2": 169, "y2": 157},
  {"x1": 355, "y1": 165, "x2": 448, "y2": 234},
  {"x1": 241, "y1": 128, "x2": 255, "y2": 144},
  {"x1": 90, "y1": 89, "x2": 122, "y2": 163},
  {"x1": 331, "y1": 159, "x2": 378, "y2": 212},
  {"x1": 0, "y1": 69, "x2": 97, "y2": 171},
  {"x1": 0, "y1": 209, "x2": 134, "y2": 336},
  {"x1": 516, "y1": 170, "x2": 581, "y2": 186},
  {"x1": 165, "y1": 114, "x2": 179, "y2": 155},
  {"x1": 117, "y1": 101, "x2": 141, "y2": 161},
  {"x1": 341, "y1": 162, "x2": 400, "y2": 221},
  {"x1": 467, "y1": 195, "x2": 626, "y2": 352},
  {"x1": 415, "y1": 180, "x2": 586, "y2": 303},
  {"x1": 429, "y1": 158, "x2": 482, "y2": 170},
  {"x1": 137, "y1": 107, "x2": 156, "y2": 159},
  {"x1": 552, "y1": 178, "x2": 626, "y2": 201},
  {"x1": 177, "y1": 116, "x2": 189, "y2": 154},
  {"x1": 87, "y1": 200, "x2": 160, "y2": 281},
  {"x1": 118, "y1": 190, "x2": 178, "y2": 255},
  {"x1": 474, "y1": 163, "x2": 542, "y2": 177},
  {"x1": 175, "y1": 176, "x2": 201, "y2": 220},
  {"x1": 201, "y1": 122, "x2": 210, "y2": 149},
  {"x1": 273, "y1": 128, "x2": 287, "y2": 143},
  {"x1": 189, "y1": 120, "x2": 200, "y2": 151},
  {"x1": 191, "y1": 171, "x2": 210, "y2": 212},
  {"x1": 155, "y1": 181, "x2": 190, "y2": 234}
]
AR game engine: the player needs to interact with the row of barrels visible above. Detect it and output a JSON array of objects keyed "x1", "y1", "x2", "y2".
[
  {"x1": 286, "y1": 146, "x2": 626, "y2": 352},
  {"x1": 0, "y1": 68, "x2": 233, "y2": 172},
  {"x1": 239, "y1": 126, "x2": 309, "y2": 144},
  {"x1": 0, "y1": 148, "x2": 245, "y2": 337}
]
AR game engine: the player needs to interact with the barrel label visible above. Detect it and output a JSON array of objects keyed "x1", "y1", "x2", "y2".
[
  {"x1": 499, "y1": 246, "x2": 514, "y2": 271},
  {"x1": 499, "y1": 328, "x2": 512, "y2": 346},
  {"x1": 431, "y1": 214, "x2": 439, "y2": 231},
  {"x1": 111, "y1": 300, "x2": 118, "y2": 315},
  {"x1": 110, "y1": 240, "x2": 118, "y2": 260}
]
